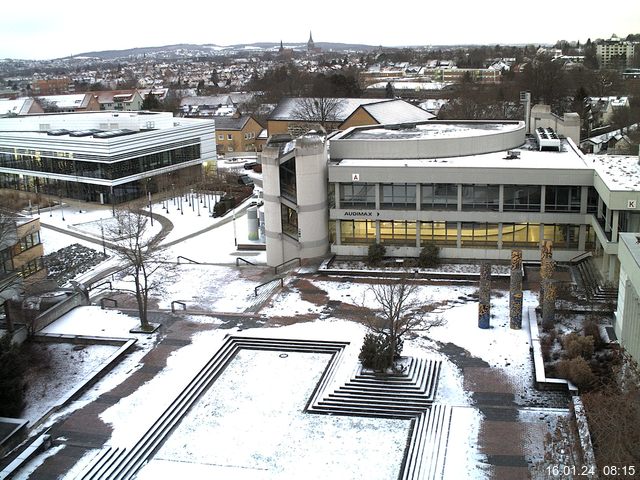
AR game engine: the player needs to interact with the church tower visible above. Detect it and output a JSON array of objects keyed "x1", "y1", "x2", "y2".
[{"x1": 307, "y1": 31, "x2": 315, "y2": 52}]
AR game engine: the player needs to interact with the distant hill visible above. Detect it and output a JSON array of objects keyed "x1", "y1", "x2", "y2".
[{"x1": 70, "y1": 41, "x2": 380, "y2": 60}]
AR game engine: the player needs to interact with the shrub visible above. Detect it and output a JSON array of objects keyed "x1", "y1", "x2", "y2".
[
  {"x1": 556, "y1": 357, "x2": 596, "y2": 390},
  {"x1": 562, "y1": 332, "x2": 595, "y2": 360},
  {"x1": 583, "y1": 318, "x2": 605, "y2": 349},
  {"x1": 359, "y1": 332, "x2": 403, "y2": 371},
  {"x1": 0, "y1": 336, "x2": 26, "y2": 417},
  {"x1": 418, "y1": 242, "x2": 440, "y2": 268},
  {"x1": 367, "y1": 243, "x2": 386, "y2": 266}
]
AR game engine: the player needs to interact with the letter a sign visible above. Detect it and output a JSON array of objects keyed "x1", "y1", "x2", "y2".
[{"x1": 352, "y1": 173, "x2": 360, "y2": 182}]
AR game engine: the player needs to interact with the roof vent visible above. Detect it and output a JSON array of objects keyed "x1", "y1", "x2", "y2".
[
  {"x1": 535, "y1": 127, "x2": 561, "y2": 151},
  {"x1": 505, "y1": 150, "x2": 521, "y2": 159}
]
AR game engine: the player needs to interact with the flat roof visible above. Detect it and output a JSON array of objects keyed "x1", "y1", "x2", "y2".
[
  {"x1": 589, "y1": 154, "x2": 640, "y2": 191},
  {"x1": 334, "y1": 137, "x2": 589, "y2": 171},
  {"x1": 342, "y1": 121, "x2": 521, "y2": 140}
]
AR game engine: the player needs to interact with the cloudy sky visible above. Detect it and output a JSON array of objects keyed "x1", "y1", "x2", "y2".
[{"x1": 1, "y1": 0, "x2": 639, "y2": 60}]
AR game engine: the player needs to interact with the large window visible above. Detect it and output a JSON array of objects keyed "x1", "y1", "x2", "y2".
[
  {"x1": 542, "y1": 224, "x2": 580, "y2": 249},
  {"x1": 380, "y1": 221, "x2": 416, "y2": 245},
  {"x1": 340, "y1": 183, "x2": 376, "y2": 208},
  {"x1": 461, "y1": 185, "x2": 499, "y2": 211},
  {"x1": 340, "y1": 220, "x2": 376, "y2": 244},
  {"x1": 420, "y1": 221, "x2": 457, "y2": 246},
  {"x1": 421, "y1": 184, "x2": 458, "y2": 210},
  {"x1": 279, "y1": 158, "x2": 296, "y2": 202},
  {"x1": 460, "y1": 223, "x2": 500, "y2": 248},
  {"x1": 381, "y1": 184, "x2": 416, "y2": 209},
  {"x1": 503, "y1": 185, "x2": 541, "y2": 212},
  {"x1": 587, "y1": 187, "x2": 598, "y2": 214},
  {"x1": 545, "y1": 186, "x2": 581, "y2": 212},
  {"x1": 281, "y1": 204, "x2": 298, "y2": 239},
  {"x1": 502, "y1": 223, "x2": 541, "y2": 248}
]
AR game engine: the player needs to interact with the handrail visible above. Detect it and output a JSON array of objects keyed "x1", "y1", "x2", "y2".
[
  {"x1": 100, "y1": 298, "x2": 118, "y2": 309},
  {"x1": 177, "y1": 256, "x2": 201, "y2": 265},
  {"x1": 236, "y1": 257, "x2": 257, "y2": 266},
  {"x1": 254, "y1": 277, "x2": 284, "y2": 297},
  {"x1": 88, "y1": 281, "x2": 112, "y2": 292},
  {"x1": 274, "y1": 257, "x2": 301, "y2": 274},
  {"x1": 569, "y1": 251, "x2": 593, "y2": 264},
  {"x1": 171, "y1": 301, "x2": 187, "y2": 312}
]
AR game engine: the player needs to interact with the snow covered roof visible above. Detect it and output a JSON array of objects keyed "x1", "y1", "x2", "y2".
[
  {"x1": 94, "y1": 90, "x2": 140, "y2": 104},
  {"x1": 180, "y1": 95, "x2": 234, "y2": 107},
  {"x1": 0, "y1": 97, "x2": 37, "y2": 116},
  {"x1": 38, "y1": 93, "x2": 93, "y2": 109},
  {"x1": 589, "y1": 154, "x2": 640, "y2": 191},
  {"x1": 343, "y1": 121, "x2": 519, "y2": 141},
  {"x1": 213, "y1": 115, "x2": 254, "y2": 131},
  {"x1": 356, "y1": 99, "x2": 435, "y2": 124},
  {"x1": 268, "y1": 97, "x2": 387, "y2": 122},
  {"x1": 582, "y1": 124, "x2": 639, "y2": 146}
]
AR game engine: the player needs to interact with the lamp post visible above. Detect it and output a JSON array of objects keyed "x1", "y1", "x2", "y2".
[
  {"x1": 100, "y1": 219, "x2": 106, "y2": 257},
  {"x1": 59, "y1": 194, "x2": 65, "y2": 222},
  {"x1": 233, "y1": 207, "x2": 237, "y2": 246}
]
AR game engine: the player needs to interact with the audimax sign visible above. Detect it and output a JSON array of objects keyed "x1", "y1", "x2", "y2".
[{"x1": 342, "y1": 211, "x2": 380, "y2": 217}]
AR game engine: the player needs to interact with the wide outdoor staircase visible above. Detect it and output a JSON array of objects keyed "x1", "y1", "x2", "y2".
[
  {"x1": 77, "y1": 336, "x2": 348, "y2": 480},
  {"x1": 77, "y1": 336, "x2": 450, "y2": 480},
  {"x1": 308, "y1": 357, "x2": 441, "y2": 419},
  {"x1": 572, "y1": 254, "x2": 618, "y2": 303}
]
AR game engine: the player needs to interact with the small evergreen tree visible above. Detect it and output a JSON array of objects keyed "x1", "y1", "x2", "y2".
[
  {"x1": 367, "y1": 243, "x2": 386, "y2": 266},
  {"x1": 141, "y1": 93, "x2": 161, "y2": 111},
  {"x1": 418, "y1": 242, "x2": 440, "y2": 268}
]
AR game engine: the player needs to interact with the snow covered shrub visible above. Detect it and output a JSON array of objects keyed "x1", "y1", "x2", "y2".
[{"x1": 359, "y1": 332, "x2": 402, "y2": 371}]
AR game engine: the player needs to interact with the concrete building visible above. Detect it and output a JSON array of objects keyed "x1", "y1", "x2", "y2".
[
  {"x1": 615, "y1": 233, "x2": 640, "y2": 361},
  {"x1": 37, "y1": 93, "x2": 101, "y2": 113},
  {"x1": 0, "y1": 98, "x2": 44, "y2": 117},
  {"x1": 596, "y1": 35, "x2": 637, "y2": 69},
  {"x1": 0, "y1": 111, "x2": 216, "y2": 204},
  {"x1": 95, "y1": 90, "x2": 144, "y2": 111},
  {"x1": 528, "y1": 104, "x2": 581, "y2": 146},
  {"x1": 213, "y1": 115, "x2": 263, "y2": 155}
]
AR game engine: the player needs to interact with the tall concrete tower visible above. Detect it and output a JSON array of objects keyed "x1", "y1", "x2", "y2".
[{"x1": 261, "y1": 134, "x2": 329, "y2": 267}]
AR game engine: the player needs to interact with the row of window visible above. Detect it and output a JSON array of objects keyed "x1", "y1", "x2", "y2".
[
  {"x1": 0, "y1": 144, "x2": 201, "y2": 181},
  {"x1": 20, "y1": 257, "x2": 44, "y2": 278},
  {"x1": 217, "y1": 132, "x2": 257, "y2": 141},
  {"x1": 337, "y1": 183, "x2": 597, "y2": 213},
  {"x1": 15, "y1": 232, "x2": 41, "y2": 254},
  {"x1": 333, "y1": 220, "x2": 594, "y2": 250}
]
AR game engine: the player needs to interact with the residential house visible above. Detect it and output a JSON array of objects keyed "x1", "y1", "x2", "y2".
[
  {"x1": 339, "y1": 99, "x2": 435, "y2": 130},
  {"x1": 94, "y1": 90, "x2": 144, "y2": 111},
  {"x1": 37, "y1": 93, "x2": 101, "y2": 113},
  {"x1": 0, "y1": 98, "x2": 44, "y2": 117},
  {"x1": 213, "y1": 115, "x2": 264, "y2": 155}
]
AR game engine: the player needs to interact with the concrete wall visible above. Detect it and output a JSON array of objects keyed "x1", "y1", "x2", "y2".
[
  {"x1": 529, "y1": 105, "x2": 581, "y2": 145},
  {"x1": 615, "y1": 233, "x2": 640, "y2": 362}
]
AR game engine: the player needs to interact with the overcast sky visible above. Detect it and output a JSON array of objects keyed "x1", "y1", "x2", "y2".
[{"x1": 1, "y1": 0, "x2": 639, "y2": 60}]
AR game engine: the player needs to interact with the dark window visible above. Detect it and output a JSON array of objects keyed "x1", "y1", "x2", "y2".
[
  {"x1": 503, "y1": 185, "x2": 541, "y2": 212},
  {"x1": 421, "y1": 184, "x2": 457, "y2": 210},
  {"x1": 381, "y1": 184, "x2": 416, "y2": 209},
  {"x1": 281, "y1": 204, "x2": 298, "y2": 239},
  {"x1": 339, "y1": 183, "x2": 375, "y2": 208},
  {"x1": 545, "y1": 186, "x2": 581, "y2": 212},
  {"x1": 461, "y1": 185, "x2": 499, "y2": 211},
  {"x1": 279, "y1": 158, "x2": 297, "y2": 202}
]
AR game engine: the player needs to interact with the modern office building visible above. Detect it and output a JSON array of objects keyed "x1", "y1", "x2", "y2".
[
  {"x1": 262, "y1": 120, "x2": 639, "y2": 283},
  {"x1": 0, "y1": 111, "x2": 216, "y2": 204}
]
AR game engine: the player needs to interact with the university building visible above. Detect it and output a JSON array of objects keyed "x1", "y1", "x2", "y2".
[
  {"x1": 261, "y1": 118, "x2": 640, "y2": 360},
  {"x1": 0, "y1": 111, "x2": 216, "y2": 204}
]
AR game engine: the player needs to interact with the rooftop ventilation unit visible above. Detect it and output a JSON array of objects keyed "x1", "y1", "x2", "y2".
[
  {"x1": 47, "y1": 129, "x2": 70, "y2": 136},
  {"x1": 535, "y1": 127, "x2": 561, "y2": 151},
  {"x1": 505, "y1": 150, "x2": 521, "y2": 159},
  {"x1": 92, "y1": 129, "x2": 137, "y2": 139}
]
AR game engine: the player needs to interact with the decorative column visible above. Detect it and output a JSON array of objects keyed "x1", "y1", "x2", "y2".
[
  {"x1": 509, "y1": 249, "x2": 523, "y2": 329},
  {"x1": 478, "y1": 263, "x2": 491, "y2": 329},
  {"x1": 540, "y1": 240, "x2": 556, "y2": 330}
]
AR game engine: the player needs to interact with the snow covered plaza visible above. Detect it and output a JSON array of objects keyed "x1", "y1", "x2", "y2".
[{"x1": 0, "y1": 187, "x2": 580, "y2": 480}]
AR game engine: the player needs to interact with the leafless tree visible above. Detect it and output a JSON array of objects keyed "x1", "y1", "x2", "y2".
[
  {"x1": 359, "y1": 276, "x2": 445, "y2": 369},
  {"x1": 291, "y1": 97, "x2": 346, "y2": 132},
  {"x1": 108, "y1": 206, "x2": 163, "y2": 330}
]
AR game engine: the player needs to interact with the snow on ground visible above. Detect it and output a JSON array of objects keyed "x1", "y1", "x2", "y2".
[
  {"x1": 154, "y1": 264, "x2": 261, "y2": 312},
  {"x1": 41, "y1": 306, "x2": 141, "y2": 338},
  {"x1": 141, "y1": 349, "x2": 410, "y2": 480},
  {"x1": 22, "y1": 342, "x2": 118, "y2": 425},
  {"x1": 39, "y1": 224, "x2": 103, "y2": 255},
  {"x1": 12, "y1": 444, "x2": 66, "y2": 480}
]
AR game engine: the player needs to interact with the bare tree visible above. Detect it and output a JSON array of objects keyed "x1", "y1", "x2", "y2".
[
  {"x1": 291, "y1": 97, "x2": 346, "y2": 132},
  {"x1": 108, "y1": 206, "x2": 163, "y2": 330},
  {"x1": 359, "y1": 276, "x2": 445, "y2": 370}
]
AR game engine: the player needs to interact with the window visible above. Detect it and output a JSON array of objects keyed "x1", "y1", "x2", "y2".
[
  {"x1": 281, "y1": 204, "x2": 298, "y2": 239},
  {"x1": 218, "y1": 134, "x2": 224, "y2": 141},
  {"x1": 421, "y1": 184, "x2": 457, "y2": 210},
  {"x1": 227, "y1": 146, "x2": 234, "y2": 152},
  {"x1": 227, "y1": 134, "x2": 233, "y2": 140},
  {"x1": 545, "y1": 186, "x2": 581, "y2": 212},
  {"x1": 20, "y1": 257, "x2": 43, "y2": 278},
  {"x1": 587, "y1": 187, "x2": 598, "y2": 214},
  {"x1": 542, "y1": 224, "x2": 580, "y2": 249},
  {"x1": 340, "y1": 220, "x2": 376, "y2": 244},
  {"x1": 339, "y1": 183, "x2": 375, "y2": 208},
  {"x1": 380, "y1": 221, "x2": 416, "y2": 245},
  {"x1": 503, "y1": 185, "x2": 541, "y2": 212},
  {"x1": 460, "y1": 223, "x2": 499, "y2": 248},
  {"x1": 420, "y1": 221, "x2": 457, "y2": 246},
  {"x1": 502, "y1": 223, "x2": 540, "y2": 248},
  {"x1": 381, "y1": 184, "x2": 416, "y2": 209},
  {"x1": 279, "y1": 158, "x2": 297, "y2": 202},
  {"x1": 461, "y1": 185, "x2": 499, "y2": 211},
  {"x1": 18, "y1": 232, "x2": 41, "y2": 252}
]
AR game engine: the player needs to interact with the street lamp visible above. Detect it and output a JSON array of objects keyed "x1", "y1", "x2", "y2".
[
  {"x1": 100, "y1": 219, "x2": 106, "y2": 257},
  {"x1": 232, "y1": 207, "x2": 237, "y2": 246}
]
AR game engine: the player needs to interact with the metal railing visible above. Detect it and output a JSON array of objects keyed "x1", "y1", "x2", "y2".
[
  {"x1": 569, "y1": 251, "x2": 593, "y2": 264},
  {"x1": 235, "y1": 257, "x2": 257, "y2": 266},
  {"x1": 177, "y1": 256, "x2": 201, "y2": 265},
  {"x1": 254, "y1": 277, "x2": 284, "y2": 297},
  {"x1": 88, "y1": 281, "x2": 112, "y2": 292},
  {"x1": 171, "y1": 301, "x2": 187, "y2": 312},
  {"x1": 274, "y1": 257, "x2": 301, "y2": 274}
]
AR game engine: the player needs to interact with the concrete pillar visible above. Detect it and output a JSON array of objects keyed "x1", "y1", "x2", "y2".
[
  {"x1": 605, "y1": 207, "x2": 612, "y2": 233},
  {"x1": 334, "y1": 182, "x2": 341, "y2": 209},
  {"x1": 540, "y1": 240, "x2": 554, "y2": 309},
  {"x1": 612, "y1": 210, "x2": 619, "y2": 243},
  {"x1": 578, "y1": 224, "x2": 587, "y2": 251},
  {"x1": 498, "y1": 185, "x2": 504, "y2": 213},
  {"x1": 375, "y1": 183, "x2": 380, "y2": 210},
  {"x1": 540, "y1": 185, "x2": 546, "y2": 213},
  {"x1": 456, "y1": 184, "x2": 462, "y2": 211},
  {"x1": 608, "y1": 255, "x2": 618, "y2": 284},
  {"x1": 497, "y1": 223, "x2": 503, "y2": 249},
  {"x1": 580, "y1": 186, "x2": 589, "y2": 214},
  {"x1": 478, "y1": 263, "x2": 491, "y2": 329},
  {"x1": 510, "y1": 249, "x2": 523, "y2": 329},
  {"x1": 335, "y1": 220, "x2": 341, "y2": 245}
]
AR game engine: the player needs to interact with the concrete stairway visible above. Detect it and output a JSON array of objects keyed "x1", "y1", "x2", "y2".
[{"x1": 574, "y1": 257, "x2": 618, "y2": 303}]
